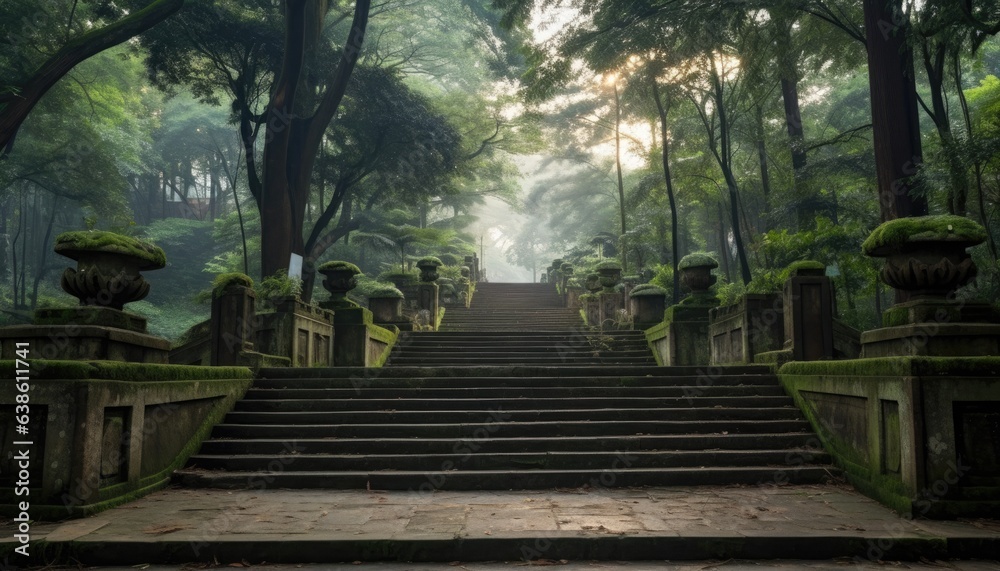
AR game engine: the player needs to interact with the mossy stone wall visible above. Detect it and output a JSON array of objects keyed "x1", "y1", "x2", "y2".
[
  {"x1": 0, "y1": 361, "x2": 252, "y2": 518},
  {"x1": 779, "y1": 357, "x2": 1000, "y2": 518}
]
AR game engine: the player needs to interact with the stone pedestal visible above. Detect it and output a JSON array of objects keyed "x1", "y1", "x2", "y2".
[
  {"x1": 369, "y1": 296, "x2": 412, "y2": 332},
  {"x1": 861, "y1": 300, "x2": 1000, "y2": 358},
  {"x1": 784, "y1": 273, "x2": 835, "y2": 361},
  {"x1": 630, "y1": 292, "x2": 667, "y2": 331},
  {"x1": 598, "y1": 292, "x2": 625, "y2": 330},
  {"x1": 658, "y1": 302, "x2": 716, "y2": 366},
  {"x1": 210, "y1": 284, "x2": 256, "y2": 367},
  {"x1": 329, "y1": 306, "x2": 372, "y2": 367}
]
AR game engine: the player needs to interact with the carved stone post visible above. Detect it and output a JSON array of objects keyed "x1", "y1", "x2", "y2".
[
  {"x1": 416, "y1": 257, "x2": 442, "y2": 330},
  {"x1": 783, "y1": 262, "x2": 835, "y2": 361},
  {"x1": 211, "y1": 276, "x2": 256, "y2": 366},
  {"x1": 629, "y1": 285, "x2": 667, "y2": 331}
]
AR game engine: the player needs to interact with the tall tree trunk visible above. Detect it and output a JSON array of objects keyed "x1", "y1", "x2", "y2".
[
  {"x1": 775, "y1": 11, "x2": 809, "y2": 225},
  {"x1": 922, "y1": 39, "x2": 968, "y2": 216},
  {"x1": 613, "y1": 82, "x2": 628, "y2": 273},
  {"x1": 755, "y1": 105, "x2": 773, "y2": 230},
  {"x1": 712, "y1": 71, "x2": 752, "y2": 285},
  {"x1": 259, "y1": 0, "x2": 371, "y2": 278},
  {"x1": 863, "y1": 0, "x2": 928, "y2": 222},
  {"x1": 651, "y1": 79, "x2": 681, "y2": 304},
  {"x1": 30, "y1": 195, "x2": 59, "y2": 309}
]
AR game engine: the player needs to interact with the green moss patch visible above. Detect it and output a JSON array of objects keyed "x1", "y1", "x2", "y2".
[
  {"x1": 369, "y1": 286, "x2": 404, "y2": 298},
  {"x1": 630, "y1": 285, "x2": 667, "y2": 297},
  {"x1": 212, "y1": 272, "x2": 253, "y2": 296},
  {"x1": 595, "y1": 260, "x2": 622, "y2": 271},
  {"x1": 862, "y1": 215, "x2": 987, "y2": 255},
  {"x1": 55, "y1": 230, "x2": 167, "y2": 268},
  {"x1": 318, "y1": 261, "x2": 362, "y2": 274},
  {"x1": 416, "y1": 256, "x2": 443, "y2": 267},
  {"x1": 679, "y1": 252, "x2": 719, "y2": 270}
]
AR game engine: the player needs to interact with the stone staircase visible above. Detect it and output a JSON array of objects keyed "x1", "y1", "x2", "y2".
[
  {"x1": 440, "y1": 282, "x2": 584, "y2": 332},
  {"x1": 175, "y1": 365, "x2": 835, "y2": 489},
  {"x1": 175, "y1": 283, "x2": 838, "y2": 490}
]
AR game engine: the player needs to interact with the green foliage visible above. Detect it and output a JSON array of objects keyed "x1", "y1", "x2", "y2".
[
  {"x1": 257, "y1": 270, "x2": 303, "y2": 302},
  {"x1": 862, "y1": 215, "x2": 988, "y2": 255},
  {"x1": 378, "y1": 270, "x2": 420, "y2": 286}
]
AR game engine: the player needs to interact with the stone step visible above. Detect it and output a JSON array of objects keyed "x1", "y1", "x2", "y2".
[
  {"x1": 393, "y1": 342, "x2": 651, "y2": 351},
  {"x1": 387, "y1": 356, "x2": 657, "y2": 365},
  {"x1": 223, "y1": 407, "x2": 803, "y2": 423},
  {"x1": 256, "y1": 365, "x2": 774, "y2": 379},
  {"x1": 197, "y1": 433, "x2": 825, "y2": 455},
  {"x1": 388, "y1": 350, "x2": 655, "y2": 359},
  {"x1": 187, "y1": 449, "x2": 832, "y2": 472},
  {"x1": 174, "y1": 465, "x2": 837, "y2": 490},
  {"x1": 243, "y1": 384, "x2": 788, "y2": 398},
  {"x1": 233, "y1": 396, "x2": 794, "y2": 412},
  {"x1": 252, "y1": 374, "x2": 780, "y2": 389},
  {"x1": 211, "y1": 419, "x2": 812, "y2": 439}
]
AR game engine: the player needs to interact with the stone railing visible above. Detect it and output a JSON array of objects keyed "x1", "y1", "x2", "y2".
[
  {"x1": 0, "y1": 361, "x2": 252, "y2": 518},
  {"x1": 708, "y1": 294, "x2": 784, "y2": 365}
]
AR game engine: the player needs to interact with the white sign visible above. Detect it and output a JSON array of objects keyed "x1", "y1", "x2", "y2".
[{"x1": 288, "y1": 253, "x2": 303, "y2": 280}]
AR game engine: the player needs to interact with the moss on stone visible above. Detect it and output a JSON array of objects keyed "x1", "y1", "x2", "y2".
[
  {"x1": 416, "y1": 256, "x2": 443, "y2": 267},
  {"x1": 630, "y1": 285, "x2": 667, "y2": 297},
  {"x1": 679, "y1": 252, "x2": 719, "y2": 270},
  {"x1": 318, "y1": 261, "x2": 362, "y2": 274},
  {"x1": 595, "y1": 260, "x2": 622, "y2": 271},
  {"x1": 55, "y1": 230, "x2": 167, "y2": 268},
  {"x1": 212, "y1": 272, "x2": 253, "y2": 296},
  {"x1": 368, "y1": 286, "x2": 404, "y2": 299},
  {"x1": 788, "y1": 260, "x2": 826, "y2": 272},
  {"x1": 862, "y1": 214, "x2": 987, "y2": 255}
]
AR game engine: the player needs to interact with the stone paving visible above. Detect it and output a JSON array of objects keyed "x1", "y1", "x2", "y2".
[{"x1": 3, "y1": 483, "x2": 999, "y2": 565}]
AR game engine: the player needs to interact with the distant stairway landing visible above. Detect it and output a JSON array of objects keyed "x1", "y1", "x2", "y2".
[
  {"x1": 440, "y1": 282, "x2": 584, "y2": 332},
  {"x1": 387, "y1": 330, "x2": 657, "y2": 366}
]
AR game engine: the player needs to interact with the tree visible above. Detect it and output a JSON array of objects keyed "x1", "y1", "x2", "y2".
[{"x1": 0, "y1": 0, "x2": 185, "y2": 155}]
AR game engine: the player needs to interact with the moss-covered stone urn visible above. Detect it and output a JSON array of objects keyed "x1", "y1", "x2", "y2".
[
  {"x1": 585, "y1": 273, "x2": 602, "y2": 293},
  {"x1": 318, "y1": 261, "x2": 361, "y2": 307},
  {"x1": 55, "y1": 230, "x2": 166, "y2": 310},
  {"x1": 678, "y1": 253, "x2": 719, "y2": 294},
  {"x1": 595, "y1": 260, "x2": 623, "y2": 291},
  {"x1": 417, "y1": 256, "x2": 443, "y2": 282},
  {"x1": 862, "y1": 215, "x2": 986, "y2": 298}
]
